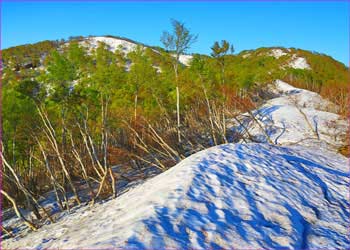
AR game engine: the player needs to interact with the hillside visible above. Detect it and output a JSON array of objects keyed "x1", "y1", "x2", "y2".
[
  {"x1": 3, "y1": 36, "x2": 348, "y2": 81},
  {"x1": 2, "y1": 35, "x2": 192, "y2": 71},
  {"x1": 3, "y1": 77, "x2": 349, "y2": 248},
  {"x1": 3, "y1": 37, "x2": 348, "y2": 107},
  {"x1": 4, "y1": 143, "x2": 349, "y2": 249},
  {"x1": 1, "y1": 35, "x2": 349, "y2": 248}
]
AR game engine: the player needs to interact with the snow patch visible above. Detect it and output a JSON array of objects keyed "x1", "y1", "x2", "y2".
[
  {"x1": 268, "y1": 49, "x2": 288, "y2": 59},
  {"x1": 242, "y1": 52, "x2": 251, "y2": 59},
  {"x1": 229, "y1": 80, "x2": 345, "y2": 150},
  {"x1": 83, "y1": 36, "x2": 138, "y2": 54},
  {"x1": 288, "y1": 56, "x2": 311, "y2": 70},
  {"x1": 3, "y1": 143, "x2": 349, "y2": 249},
  {"x1": 178, "y1": 54, "x2": 193, "y2": 66},
  {"x1": 271, "y1": 80, "x2": 338, "y2": 112},
  {"x1": 79, "y1": 36, "x2": 191, "y2": 65},
  {"x1": 273, "y1": 79, "x2": 300, "y2": 93}
]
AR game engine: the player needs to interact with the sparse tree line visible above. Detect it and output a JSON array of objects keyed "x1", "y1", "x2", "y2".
[{"x1": 1, "y1": 20, "x2": 349, "y2": 235}]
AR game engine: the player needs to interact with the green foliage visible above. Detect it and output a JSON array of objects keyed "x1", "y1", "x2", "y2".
[
  {"x1": 2, "y1": 85, "x2": 39, "y2": 167},
  {"x1": 161, "y1": 19, "x2": 198, "y2": 57},
  {"x1": 2, "y1": 40, "x2": 59, "y2": 70},
  {"x1": 66, "y1": 41, "x2": 89, "y2": 69},
  {"x1": 211, "y1": 40, "x2": 233, "y2": 58}
]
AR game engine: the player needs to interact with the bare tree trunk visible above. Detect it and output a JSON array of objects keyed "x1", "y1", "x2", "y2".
[
  {"x1": 123, "y1": 121, "x2": 167, "y2": 170},
  {"x1": 176, "y1": 85, "x2": 181, "y2": 143},
  {"x1": 246, "y1": 109, "x2": 274, "y2": 144},
  {"x1": 147, "y1": 122, "x2": 184, "y2": 161},
  {"x1": 25, "y1": 195, "x2": 41, "y2": 221},
  {"x1": 12, "y1": 129, "x2": 16, "y2": 166},
  {"x1": 233, "y1": 98, "x2": 274, "y2": 144},
  {"x1": 83, "y1": 126, "x2": 108, "y2": 196},
  {"x1": 134, "y1": 93, "x2": 138, "y2": 124},
  {"x1": 102, "y1": 96, "x2": 115, "y2": 199},
  {"x1": 153, "y1": 93, "x2": 171, "y2": 124},
  {"x1": 36, "y1": 138, "x2": 65, "y2": 210},
  {"x1": 93, "y1": 170, "x2": 107, "y2": 204},
  {"x1": 2, "y1": 154, "x2": 54, "y2": 223},
  {"x1": 291, "y1": 97, "x2": 319, "y2": 139},
  {"x1": 37, "y1": 106, "x2": 81, "y2": 205},
  {"x1": 69, "y1": 133, "x2": 95, "y2": 203},
  {"x1": 201, "y1": 80, "x2": 217, "y2": 146},
  {"x1": 221, "y1": 61, "x2": 225, "y2": 85},
  {"x1": 232, "y1": 116, "x2": 250, "y2": 143},
  {"x1": 109, "y1": 168, "x2": 116, "y2": 199},
  {"x1": 2, "y1": 226, "x2": 15, "y2": 238},
  {"x1": 78, "y1": 123, "x2": 104, "y2": 179},
  {"x1": 210, "y1": 103, "x2": 228, "y2": 144},
  {"x1": 1, "y1": 190, "x2": 37, "y2": 231},
  {"x1": 222, "y1": 110, "x2": 228, "y2": 143},
  {"x1": 174, "y1": 62, "x2": 181, "y2": 144}
]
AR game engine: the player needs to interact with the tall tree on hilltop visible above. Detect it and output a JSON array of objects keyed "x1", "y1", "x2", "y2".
[
  {"x1": 210, "y1": 40, "x2": 234, "y2": 143},
  {"x1": 211, "y1": 40, "x2": 234, "y2": 85},
  {"x1": 161, "y1": 19, "x2": 198, "y2": 143}
]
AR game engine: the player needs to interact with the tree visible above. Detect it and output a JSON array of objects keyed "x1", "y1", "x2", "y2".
[
  {"x1": 210, "y1": 40, "x2": 234, "y2": 143},
  {"x1": 128, "y1": 46, "x2": 157, "y2": 123},
  {"x1": 40, "y1": 50, "x2": 77, "y2": 147},
  {"x1": 161, "y1": 19, "x2": 197, "y2": 143},
  {"x1": 211, "y1": 40, "x2": 234, "y2": 85},
  {"x1": 87, "y1": 42, "x2": 126, "y2": 199},
  {"x1": 37, "y1": 50, "x2": 82, "y2": 205},
  {"x1": 66, "y1": 41, "x2": 90, "y2": 71}
]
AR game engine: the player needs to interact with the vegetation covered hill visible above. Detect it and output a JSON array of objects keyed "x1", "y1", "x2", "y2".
[{"x1": 1, "y1": 23, "x2": 349, "y2": 236}]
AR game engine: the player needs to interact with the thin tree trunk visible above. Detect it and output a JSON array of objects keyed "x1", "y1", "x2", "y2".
[
  {"x1": 176, "y1": 85, "x2": 181, "y2": 143},
  {"x1": 201, "y1": 80, "x2": 217, "y2": 146},
  {"x1": 174, "y1": 62, "x2": 181, "y2": 144},
  {"x1": 37, "y1": 106, "x2": 81, "y2": 205},
  {"x1": 69, "y1": 133, "x2": 95, "y2": 203},
  {"x1": 134, "y1": 93, "x2": 138, "y2": 124},
  {"x1": 78, "y1": 123, "x2": 103, "y2": 179},
  {"x1": 2, "y1": 226, "x2": 15, "y2": 238},
  {"x1": 36, "y1": 139, "x2": 65, "y2": 210},
  {"x1": 221, "y1": 62, "x2": 225, "y2": 85},
  {"x1": 1, "y1": 190, "x2": 37, "y2": 231},
  {"x1": 12, "y1": 129, "x2": 16, "y2": 166},
  {"x1": 2, "y1": 154, "x2": 54, "y2": 222},
  {"x1": 148, "y1": 122, "x2": 183, "y2": 161},
  {"x1": 222, "y1": 109, "x2": 228, "y2": 143},
  {"x1": 233, "y1": 97, "x2": 274, "y2": 144},
  {"x1": 232, "y1": 116, "x2": 250, "y2": 143},
  {"x1": 123, "y1": 121, "x2": 167, "y2": 170},
  {"x1": 93, "y1": 170, "x2": 108, "y2": 204},
  {"x1": 246, "y1": 109, "x2": 274, "y2": 144},
  {"x1": 109, "y1": 168, "x2": 116, "y2": 199}
]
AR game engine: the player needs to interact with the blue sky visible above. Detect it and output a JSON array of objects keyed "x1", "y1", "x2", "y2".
[{"x1": 1, "y1": 1, "x2": 349, "y2": 65}]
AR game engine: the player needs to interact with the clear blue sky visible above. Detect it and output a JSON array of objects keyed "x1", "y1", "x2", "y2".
[{"x1": 1, "y1": 1, "x2": 349, "y2": 65}]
